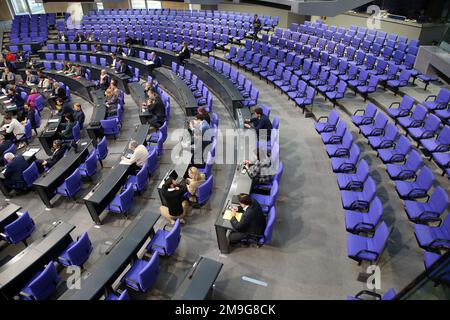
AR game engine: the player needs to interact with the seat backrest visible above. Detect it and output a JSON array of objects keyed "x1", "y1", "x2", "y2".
[
  {"x1": 136, "y1": 165, "x2": 148, "y2": 190},
  {"x1": 4, "y1": 211, "x2": 34, "y2": 243},
  {"x1": 417, "y1": 166, "x2": 435, "y2": 189},
  {"x1": 27, "y1": 262, "x2": 60, "y2": 300},
  {"x1": 371, "y1": 221, "x2": 389, "y2": 254},
  {"x1": 437, "y1": 126, "x2": 450, "y2": 144},
  {"x1": 382, "y1": 288, "x2": 397, "y2": 300},
  {"x1": 430, "y1": 187, "x2": 449, "y2": 213},
  {"x1": 23, "y1": 161, "x2": 40, "y2": 188},
  {"x1": 121, "y1": 184, "x2": 134, "y2": 210},
  {"x1": 85, "y1": 150, "x2": 98, "y2": 176},
  {"x1": 401, "y1": 95, "x2": 415, "y2": 110},
  {"x1": 139, "y1": 253, "x2": 160, "y2": 290},
  {"x1": 413, "y1": 105, "x2": 427, "y2": 121},
  {"x1": 397, "y1": 135, "x2": 412, "y2": 154},
  {"x1": 197, "y1": 175, "x2": 214, "y2": 205},
  {"x1": 373, "y1": 112, "x2": 388, "y2": 129},
  {"x1": 97, "y1": 136, "x2": 108, "y2": 159},
  {"x1": 262, "y1": 206, "x2": 276, "y2": 244},
  {"x1": 328, "y1": 110, "x2": 339, "y2": 126},
  {"x1": 164, "y1": 219, "x2": 181, "y2": 255},
  {"x1": 436, "y1": 88, "x2": 450, "y2": 104},
  {"x1": 356, "y1": 159, "x2": 369, "y2": 180},
  {"x1": 67, "y1": 232, "x2": 93, "y2": 266},
  {"x1": 66, "y1": 168, "x2": 81, "y2": 193},
  {"x1": 384, "y1": 123, "x2": 398, "y2": 140}
]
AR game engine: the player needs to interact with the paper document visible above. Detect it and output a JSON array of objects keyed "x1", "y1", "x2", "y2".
[
  {"x1": 223, "y1": 210, "x2": 242, "y2": 222},
  {"x1": 22, "y1": 150, "x2": 37, "y2": 157},
  {"x1": 48, "y1": 118, "x2": 59, "y2": 123}
]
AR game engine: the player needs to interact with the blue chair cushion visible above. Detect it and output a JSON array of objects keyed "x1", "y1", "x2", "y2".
[{"x1": 146, "y1": 229, "x2": 168, "y2": 256}]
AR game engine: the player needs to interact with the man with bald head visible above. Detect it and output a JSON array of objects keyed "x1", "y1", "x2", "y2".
[{"x1": 3, "y1": 153, "x2": 29, "y2": 191}]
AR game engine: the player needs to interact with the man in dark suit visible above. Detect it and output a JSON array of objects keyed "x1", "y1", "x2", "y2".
[
  {"x1": 244, "y1": 107, "x2": 273, "y2": 140},
  {"x1": 3, "y1": 153, "x2": 29, "y2": 191},
  {"x1": 116, "y1": 60, "x2": 129, "y2": 75},
  {"x1": 228, "y1": 194, "x2": 266, "y2": 244},
  {"x1": 56, "y1": 98, "x2": 74, "y2": 122},
  {"x1": 0, "y1": 134, "x2": 13, "y2": 156},
  {"x1": 34, "y1": 140, "x2": 67, "y2": 173},
  {"x1": 148, "y1": 51, "x2": 162, "y2": 73},
  {"x1": 123, "y1": 43, "x2": 135, "y2": 57}
]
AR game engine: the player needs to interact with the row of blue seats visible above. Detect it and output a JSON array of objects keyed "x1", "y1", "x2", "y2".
[{"x1": 349, "y1": 104, "x2": 450, "y2": 271}]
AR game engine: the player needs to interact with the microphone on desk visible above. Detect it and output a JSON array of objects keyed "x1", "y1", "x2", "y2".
[{"x1": 188, "y1": 256, "x2": 203, "y2": 279}]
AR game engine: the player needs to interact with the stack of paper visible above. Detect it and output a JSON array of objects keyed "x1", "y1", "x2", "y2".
[{"x1": 223, "y1": 210, "x2": 242, "y2": 222}]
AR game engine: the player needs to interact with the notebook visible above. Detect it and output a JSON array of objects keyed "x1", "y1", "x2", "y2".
[{"x1": 223, "y1": 209, "x2": 242, "y2": 222}]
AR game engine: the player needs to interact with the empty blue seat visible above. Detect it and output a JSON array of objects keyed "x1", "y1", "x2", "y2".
[
  {"x1": 325, "y1": 131, "x2": 353, "y2": 157},
  {"x1": 351, "y1": 102, "x2": 377, "y2": 127},
  {"x1": 122, "y1": 254, "x2": 160, "y2": 293},
  {"x1": 0, "y1": 211, "x2": 35, "y2": 246},
  {"x1": 360, "y1": 113, "x2": 388, "y2": 137},
  {"x1": 336, "y1": 159, "x2": 369, "y2": 190},
  {"x1": 386, "y1": 150, "x2": 423, "y2": 180},
  {"x1": 79, "y1": 150, "x2": 98, "y2": 180},
  {"x1": 107, "y1": 184, "x2": 134, "y2": 217},
  {"x1": 250, "y1": 180, "x2": 278, "y2": 214},
  {"x1": 404, "y1": 186, "x2": 449, "y2": 223},
  {"x1": 413, "y1": 214, "x2": 450, "y2": 251},
  {"x1": 331, "y1": 144, "x2": 360, "y2": 173},
  {"x1": 19, "y1": 262, "x2": 61, "y2": 300},
  {"x1": 58, "y1": 232, "x2": 93, "y2": 268},
  {"x1": 105, "y1": 289, "x2": 130, "y2": 300},
  {"x1": 146, "y1": 219, "x2": 181, "y2": 256},
  {"x1": 56, "y1": 168, "x2": 82, "y2": 200},
  {"x1": 125, "y1": 164, "x2": 148, "y2": 194},
  {"x1": 340, "y1": 176, "x2": 376, "y2": 211},
  {"x1": 315, "y1": 110, "x2": 339, "y2": 133},
  {"x1": 395, "y1": 166, "x2": 435, "y2": 200},
  {"x1": 347, "y1": 221, "x2": 389, "y2": 264},
  {"x1": 345, "y1": 196, "x2": 383, "y2": 234},
  {"x1": 321, "y1": 120, "x2": 346, "y2": 144},
  {"x1": 420, "y1": 126, "x2": 450, "y2": 153},
  {"x1": 378, "y1": 135, "x2": 412, "y2": 163}
]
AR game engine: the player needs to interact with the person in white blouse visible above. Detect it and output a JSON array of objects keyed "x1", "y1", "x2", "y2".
[{"x1": 120, "y1": 140, "x2": 149, "y2": 173}]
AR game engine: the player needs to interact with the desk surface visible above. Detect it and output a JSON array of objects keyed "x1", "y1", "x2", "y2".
[
  {"x1": 33, "y1": 140, "x2": 91, "y2": 188},
  {"x1": 59, "y1": 211, "x2": 160, "y2": 300},
  {"x1": 0, "y1": 203, "x2": 21, "y2": 227},
  {"x1": 172, "y1": 256, "x2": 223, "y2": 300},
  {"x1": 0, "y1": 221, "x2": 75, "y2": 287}
]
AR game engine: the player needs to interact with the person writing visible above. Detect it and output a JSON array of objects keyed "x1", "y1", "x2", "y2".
[
  {"x1": 244, "y1": 107, "x2": 272, "y2": 140},
  {"x1": 242, "y1": 148, "x2": 273, "y2": 185},
  {"x1": 3, "y1": 153, "x2": 29, "y2": 192},
  {"x1": 0, "y1": 114, "x2": 25, "y2": 142},
  {"x1": 177, "y1": 41, "x2": 190, "y2": 65},
  {"x1": 186, "y1": 166, "x2": 206, "y2": 203},
  {"x1": 116, "y1": 60, "x2": 129, "y2": 75},
  {"x1": 159, "y1": 178, "x2": 189, "y2": 225},
  {"x1": 228, "y1": 194, "x2": 266, "y2": 244},
  {"x1": 120, "y1": 140, "x2": 149, "y2": 173},
  {"x1": 34, "y1": 139, "x2": 67, "y2": 173}
]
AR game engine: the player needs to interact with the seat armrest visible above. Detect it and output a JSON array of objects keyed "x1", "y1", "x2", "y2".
[
  {"x1": 353, "y1": 109, "x2": 365, "y2": 116},
  {"x1": 316, "y1": 116, "x2": 328, "y2": 123},
  {"x1": 425, "y1": 95, "x2": 437, "y2": 102},
  {"x1": 355, "y1": 290, "x2": 382, "y2": 300}
]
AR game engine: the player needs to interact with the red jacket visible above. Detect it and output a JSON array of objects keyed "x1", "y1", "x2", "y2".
[{"x1": 5, "y1": 52, "x2": 16, "y2": 62}]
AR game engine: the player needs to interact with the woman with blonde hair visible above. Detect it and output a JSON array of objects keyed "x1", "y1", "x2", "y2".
[{"x1": 186, "y1": 166, "x2": 206, "y2": 203}]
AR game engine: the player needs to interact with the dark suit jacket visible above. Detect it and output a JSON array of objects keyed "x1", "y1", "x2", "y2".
[
  {"x1": 99, "y1": 74, "x2": 110, "y2": 90},
  {"x1": 249, "y1": 114, "x2": 273, "y2": 131},
  {"x1": 58, "y1": 102, "x2": 74, "y2": 119},
  {"x1": 117, "y1": 64, "x2": 129, "y2": 75},
  {"x1": 125, "y1": 47, "x2": 135, "y2": 57},
  {"x1": 0, "y1": 139, "x2": 13, "y2": 156},
  {"x1": 230, "y1": 201, "x2": 266, "y2": 237},
  {"x1": 74, "y1": 110, "x2": 85, "y2": 129},
  {"x1": 55, "y1": 87, "x2": 66, "y2": 100},
  {"x1": 4, "y1": 155, "x2": 29, "y2": 189},
  {"x1": 45, "y1": 146, "x2": 67, "y2": 168}
]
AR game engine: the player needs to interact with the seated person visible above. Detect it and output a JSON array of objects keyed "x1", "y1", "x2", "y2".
[
  {"x1": 110, "y1": 53, "x2": 118, "y2": 69},
  {"x1": 62, "y1": 61, "x2": 71, "y2": 74},
  {"x1": 244, "y1": 107, "x2": 272, "y2": 140},
  {"x1": 98, "y1": 69, "x2": 111, "y2": 90},
  {"x1": 227, "y1": 194, "x2": 267, "y2": 244},
  {"x1": 177, "y1": 41, "x2": 190, "y2": 65},
  {"x1": 50, "y1": 82, "x2": 66, "y2": 109},
  {"x1": 58, "y1": 113, "x2": 76, "y2": 140},
  {"x1": 3, "y1": 153, "x2": 29, "y2": 192},
  {"x1": 0, "y1": 114, "x2": 25, "y2": 142},
  {"x1": 87, "y1": 33, "x2": 95, "y2": 42},
  {"x1": 7, "y1": 87, "x2": 25, "y2": 110},
  {"x1": 186, "y1": 166, "x2": 206, "y2": 203},
  {"x1": 75, "y1": 32, "x2": 85, "y2": 43},
  {"x1": 71, "y1": 64, "x2": 83, "y2": 77},
  {"x1": 141, "y1": 90, "x2": 166, "y2": 128},
  {"x1": 55, "y1": 97, "x2": 73, "y2": 119},
  {"x1": 104, "y1": 87, "x2": 119, "y2": 113},
  {"x1": 159, "y1": 178, "x2": 189, "y2": 225},
  {"x1": 73, "y1": 103, "x2": 85, "y2": 130},
  {"x1": 0, "y1": 68, "x2": 15, "y2": 88},
  {"x1": 93, "y1": 44, "x2": 102, "y2": 52},
  {"x1": 35, "y1": 139, "x2": 67, "y2": 173},
  {"x1": 25, "y1": 69, "x2": 39, "y2": 86},
  {"x1": 123, "y1": 43, "x2": 135, "y2": 57},
  {"x1": 197, "y1": 106, "x2": 211, "y2": 125},
  {"x1": 124, "y1": 35, "x2": 134, "y2": 46},
  {"x1": 148, "y1": 51, "x2": 162, "y2": 73},
  {"x1": 116, "y1": 60, "x2": 129, "y2": 75},
  {"x1": 143, "y1": 79, "x2": 158, "y2": 96},
  {"x1": 0, "y1": 134, "x2": 13, "y2": 156},
  {"x1": 120, "y1": 140, "x2": 149, "y2": 173},
  {"x1": 26, "y1": 88, "x2": 41, "y2": 109},
  {"x1": 38, "y1": 74, "x2": 52, "y2": 91},
  {"x1": 58, "y1": 32, "x2": 67, "y2": 41},
  {"x1": 5, "y1": 80, "x2": 23, "y2": 94},
  {"x1": 242, "y1": 148, "x2": 274, "y2": 185}
]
